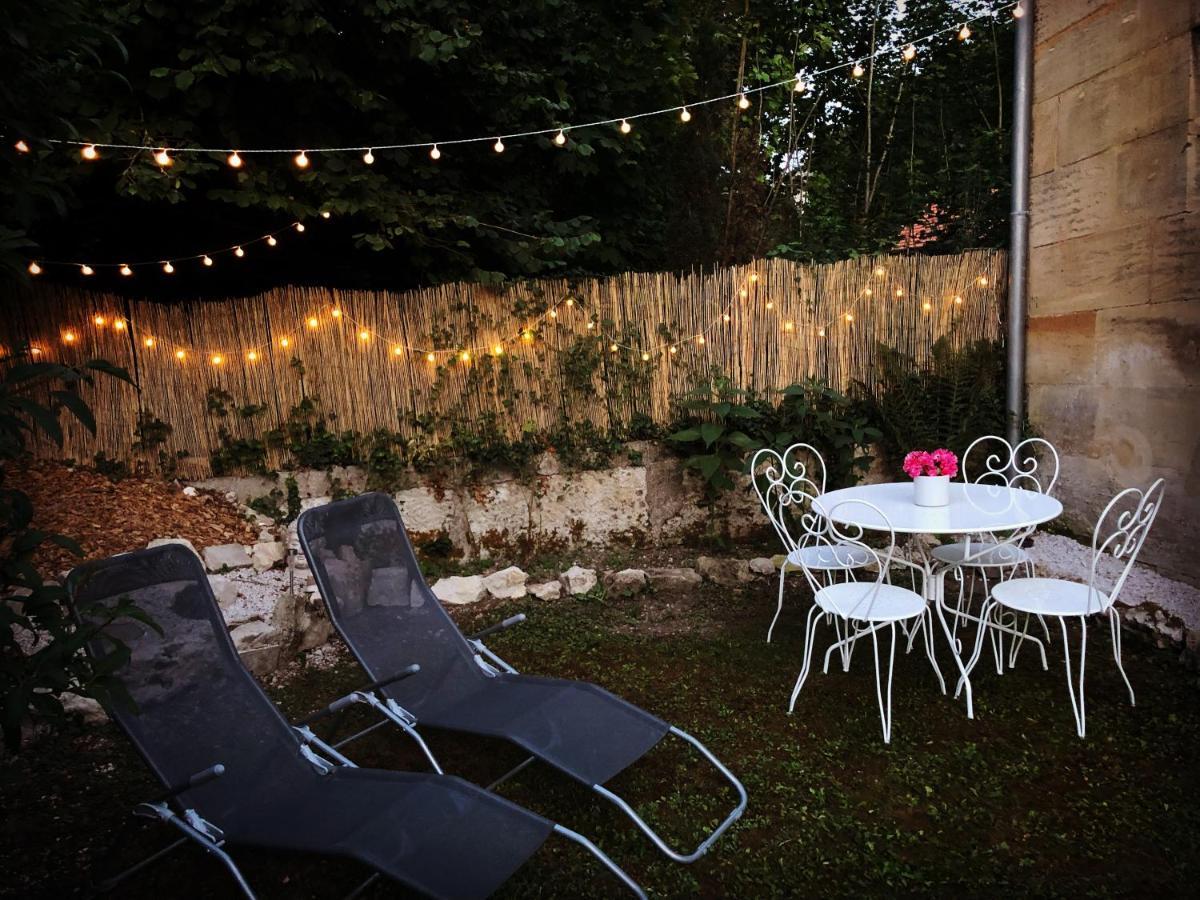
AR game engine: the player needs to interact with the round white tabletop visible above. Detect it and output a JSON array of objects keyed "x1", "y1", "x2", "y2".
[{"x1": 812, "y1": 481, "x2": 1062, "y2": 534}]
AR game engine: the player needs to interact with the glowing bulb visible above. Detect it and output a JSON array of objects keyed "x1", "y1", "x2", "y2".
[
  {"x1": 163, "y1": 261, "x2": 175, "y2": 274},
  {"x1": 267, "y1": 235, "x2": 278, "y2": 247},
  {"x1": 331, "y1": 308, "x2": 342, "y2": 319},
  {"x1": 119, "y1": 264, "x2": 132, "y2": 277},
  {"x1": 549, "y1": 309, "x2": 558, "y2": 319},
  {"x1": 874, "y1": 266, "x2": 886, "y2": 277},
  {"x1": 697, "y1": 335, "x2": 706, "y2": 345},
  {"x1": 234, "y1": 246, "x2": 245, "y2": 258},
  {"x1": 619, "y1": 119, "x2": 632, "y2": 134},
  {"x1": 280, "y1": 337, "x2": 290, "y2": 348},
  {"x1": 585, "y1": 321, "x2": 594, "y2": 330},
  {"x1": 922, "y1": 301, "x2": 933, "y2": 312},
  {"x1": 493, "y1": 344, "x2": 504, "y2": 356},
  {"x1": 793, "y1": 75, "x2": 806, "y2": 93},
  {"x1": 554, "y1": 130, "x2": 567, "y2": 146},
  {"x1": 902, "y1": 44, "x2": 916, "y2": 62},
  {"x1": 817, "y1": 327, "x2": 826, "y2": 337},
  {"x1": 144, "y1": 337, "x2": 155, "y2": 348},
  {"x1": 358, "y1": 330, "x2": 370, "y2": 342},
  {"x1": 247, "y1": 350, "x2": 258, "y2": 362},
  {"x1": 680, "y1": 107, "x2": 692, "y2": 122},
  {"x1": 153, "y1": 148, "x2": 172, "y2": 167},
  {"x1": 321, "y1": 211, "x2": 331, "y2": 220},
  {"x1": 30, "y1": 347, "x2": 42, "y2": 356},
  {"x1": 202, "y1": 255, "x2": 213, "y2": 267},
  {"x1": 958, "y1": 24, "x2": 971, "y2": 41},
  {"x1": 638, "y1": 352, "x2": 649, "y2": 362},
  {"x1": 722, "y1": 313, "x2": 731, "y2": 322},
  {"x1": 94, "y1": 315, "x2": 106, "y2": 327},
  {"x1": 426, "y1": 352, "x2": 436, "y2": 363},
  {"x1": 609, "y1": 344, "x2": 618, "y2": 353},
  {"x1": 749, "y1": 273, "x2": 759, "y2": 283},
  {"x1": 1013, "y1": 3, "x2": 1025, "y2": 18},
  {"x1": 114, "y1": 319, "x2": 126, "y2": 331},
  {"x1": 864, "y1": 287, "x2": 873, "y2": 297},
  {"x1": 81, "y1": 144, "x2": 98, "y2": 160},
  {"x1": 765, "y1": 301, "x2": 775, "y2": 310},
  {"x1": 363, "y1": 149, "x2": 375, "y2": 164},
  {"x1": 738, "y1": 92, "x2": 750, "y2": 110},
  {"x1": 565, "y1": 297, "x2": 574, "y2": 307},
  {"x1": 27, "y1": 261, "x2": 42, "y2": 275},
  {"x1": 493, "y1": 138, "x2": 505, "y2": 153},
  {"x1": 210, "y1": 354, "x2": 223, "y2": 366},
  {"x1": 175, "y1": 349, "x2": 186, "y2": 360},
  {"x1": 895, "y1": 287, "x2": 904, "y2": 297},
  {"x1": 738, "y1": 288, "x2": 748, "y2": 300},
  {"x1": 784, "y1": 321, "x2": 794, "y2": 332},
  {"x1": 294, "y1": 222, "x2": 305, "y2": 233},
  {"x1": 227, "y1": 151, "x2": 243, "y2": 168},
  {"x1": 14, "y1": 140, "x2": 30, "y2": 153},
  {"x1": 669, "y1": 345, "x2": 678, "y2": 355},
  {"x1": 80, "y1": 265, "x2": 94, "y2": 276},
  {"x1": 430, "y1": 144, "x2": 441, "y2": 160},
  {"x1": 845, "y1": 313, "x2": 855, "y2": 323},
  {"x1": 63, "y1": 331, "x2": 76, "y2": 344},
  {"x1": 307, "y1": 317, "x2": 319, "y2": 329},
  {"x1": 393, "y1": 346, "x2": 403, "y2": 357},
  {"x1": 294, "y1": 150, "x2": 309, "y2": 168},
  {"x1": 852, "y1": 62, "x2": 865, "y2": 78},
  {"x1": 460, "y1": 351, "x2": 471, "y2": 363},
  {"x1": 977, "y1": 275, "x2": 989, "y2": 287},
  {"x1": 953, "y1": 295, "x2": 963, "y2": 305}
]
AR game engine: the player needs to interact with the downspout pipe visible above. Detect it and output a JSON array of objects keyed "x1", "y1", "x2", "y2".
[{"x1": 1007, "y1": 0, "x2": 1035, "y2": 444}]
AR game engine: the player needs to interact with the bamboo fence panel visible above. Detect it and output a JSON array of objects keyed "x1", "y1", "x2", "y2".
[{"x1": 2, "y1": 249, "x2": 1005, "y2": 476}]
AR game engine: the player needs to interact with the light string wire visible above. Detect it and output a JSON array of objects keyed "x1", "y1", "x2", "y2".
[{"x1": 28, "y1": 2, "x2": 1019, "y2": 158}]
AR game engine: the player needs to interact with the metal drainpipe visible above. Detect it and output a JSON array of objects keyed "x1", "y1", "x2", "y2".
[{"x1": 1007, "y1": 0, "x2": 1035, "y2": 445}]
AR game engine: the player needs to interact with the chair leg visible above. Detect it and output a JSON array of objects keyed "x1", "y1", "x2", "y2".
[
  {"x1": 957, "y1": 598, "x2": 997, "y2": 698},
  {"x1": 1059, "y1": 616, "x2": 1088, "y2": 738},
  {"x1": 1109, "y1": 607, "x2": 1136, "y2": 707},
  {"x1": 767, "y1": 568, "x2": 786, "y2": 643},
  {"x1": 869, "y1": 623, "x2": 897, "y2": 744},
  {"x1": 788, "y1": 606, "x2": 823, "y2": 713},
  {"x1": 922, "y1": 609, "x2": 946, "y2": 694}
]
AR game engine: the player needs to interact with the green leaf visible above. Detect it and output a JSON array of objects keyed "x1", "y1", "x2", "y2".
[{"x1": 700, "y1": 421, "x2": 723, "y2": 447}]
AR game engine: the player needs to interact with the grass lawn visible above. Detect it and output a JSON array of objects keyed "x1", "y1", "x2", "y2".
[{"x1": 3, "y1": 577, "x2": 1199, "y2": 898}]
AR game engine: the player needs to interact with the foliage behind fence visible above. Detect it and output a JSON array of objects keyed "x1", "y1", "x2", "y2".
[{"x1": 2, "y1": 250, "x2": 1005, "y2": 477}]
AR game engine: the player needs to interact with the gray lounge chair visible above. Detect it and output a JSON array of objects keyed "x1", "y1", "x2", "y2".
[
  {"x1": 68, "y1": 544, "x2": 646, "y2": 899},
  {"x1": 297, "y1": 492, "x2": 747, "y2": 864}
]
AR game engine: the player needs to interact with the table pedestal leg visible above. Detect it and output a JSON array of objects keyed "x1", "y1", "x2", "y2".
[{"x1": 931, "y1": 567, "x2": 974, "y2": 719}]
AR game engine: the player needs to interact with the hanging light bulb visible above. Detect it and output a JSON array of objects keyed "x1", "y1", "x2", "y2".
[
  {"x1": 793, "y1": 74, "x2": 806, "y2": 93},
  {"x1": 895, "y1": 287, "x2": 904, "y2": 297},
  {"x1": 80, "y1": 264, "x2": 94, "y2": 276},
  {"x1": 784, "y1": 321, "x2": 795, "y2": 332},
  {"x1": 175, "y1": 349, "x2": 186, "y2": 360},
  {"x1": 874, "y1": 265, "x2": 886, "y2": 277},
  {"x1": 493, "y1": 138, "x2": 505, "y2": 153},
  {"x1": 845, "y1": 313, "x2": 855, "y2": 323},
  {"x1": 14, "y1": 139, "x2": 30, "y2": 153},
  {"x1": 977, "y1": 275, "x2": 989, "y2": 287},
  {"x1": 958, "y1": 23, "x2": 971, "y2": 41},
  {"x1": 738, "y1": 288, "x2": 748, "y2": 299},
  {"x1": 765, "y1": 300, "x2": 775, "y2": 310},
  {"x1": 81, "y1": 144, "x2": 99, "y2": 160},
  {"x1": 641, "y1": 351, "x2": 651, "y2": 362},
  {"x1": 922, "y1": 301, "x2": 933, "y2": 312},
  {"x1": 307, "y1": 316, "x2": 319, "y2": 329},
  {"x1": 331, "y1": 308, "x2": 342, "y2": 319},
  {"x1": 1013, "y1": 3, "x2": 1025, "y2": 18},
  {"x1": 294, "y1": 222, "x2": 305, "y2": 233},
  {"x1": 392, "y1": 346, "x2": 403, "y2": 357},
  {"x1": 738, "y1": 92, "x2": 750, "y2": 110},
  {"x1": 153, "y1": 148, "x2": 173, "y2": 167},
  {"x1": 852, "y1": 62, "x2": 865, "y2": 78},
  {"x1": 267, "y1": 235, "x2": 278, "y2": 247},
  {"x1": 27, "y1": 261, "x2": 42, "y2": 275},
  {"x1": 902, "y1": 44, "x2": 916, "y2": 61},
  {"x1": 668, "y1": 345, "x2": 678, "y2": 355},
  {"x1": 817, "y1": 327, "x2": 826, "y2": 337},
  {"x1": 363, "y1": 148, "x2": 375, "y2": 165},
  {"x1": 609, "y1": 343, "x2": 618, "y2": 353},
  {"x1": 280, "y1": 337, "x2": 290, "y2": 348},
  {"x1": 144, "y1": 337, "x2": 155, "y2": 348},
  {"x1": 864, "y1": 287, "x2": 873, "y2": 297},
  {"x1": 953, "y1": 295, "x2": 963, "y2": 305},
  {"x1": 247, "y1": 350, "x2": 258, "y2": 362},
  {"x1": 63, "y1": 331, "x2": 76, "y2": 344},
  {"x1": 460, "y1": 351, "x2": 471, "y2": 363},
  {"x1": 114, "y1": 319, "x2": 126, "y2": 331},
  {"x1": 565, "y1": 297, "x2": 574, "y2": 307},
  {"x1": 358, "y1": 329, "x2": 370, "y2": 342},
  {"x1": 430, "y1": 144, "x2": 441, "y2": 160},
  {"x1": 94, "y1": 314, "x2": 106, "y2": 327},
  {"x1": 619, "y1": 119, "x2": 632, "y2": 134},
  {"x1": 493, "y1": 344, "x2": 504, "y2": 356},
  {"x1": 680, "y1": 107, "x2": 692, "y2": 123},
  {"x1": 320, "y1": 210, "x2": 331, "y2": 220},
  {"x1": 722, "y1": 313, "x2": 731, "y2": 322},
  {"x1": 202, "y1": 255, "x2": 214, "y2": 267},
  {"x1": 294, "y1": 150, "x2": 310, "y2": 168},
  {"x1": 585, "y1": 321, "x2": 595, "y2": 330},
  {"x1": 749, "y1": 273, "x2": 759, "y2": 284},
  {"x1": 210, "y1": 354, "x2": 223, "y2": 366},
  {"x1": 553, "y1": 130, "x2": 567, "y2": 146},
  {"x1": 234, "y1": 246, "x2": 245, "y2": 258},
  {"x1": 227, "y1": 150, "x2": 243, "y2": 168},
  {"x1": 29, "y1": 346, "x2": 42, "y2": 356},
  {"x1": 426, "y1": 352, "x2": 436, "y2": 363},
  {"x1": 697, "y1": 335, "x2": 706, "y2": 345},
  {"x1": 521, "y1": 330, "x2": 534, "y2": 343},
  {"x1": 549, "y1": 309, "x2": 558, "y2": 319},
  {"x1": 119, "y1": 264, "x2": 133, "y2": 277},
  {"x1": 163, "y1": 261, "x2": 175, "y2": 274}
]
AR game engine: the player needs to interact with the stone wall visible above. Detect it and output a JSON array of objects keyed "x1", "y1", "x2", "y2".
[{"x1": 1028, "y1": 0, "x2": 1200, "y2": 584}]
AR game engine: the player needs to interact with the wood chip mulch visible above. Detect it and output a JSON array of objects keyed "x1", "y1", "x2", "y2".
[{"x1": 5, "y1": 459, "x2": 259, "y2": 576}]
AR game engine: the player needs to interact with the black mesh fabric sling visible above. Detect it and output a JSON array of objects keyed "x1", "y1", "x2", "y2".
[
  {"x1": 298, "y1": 492, "x2": 747, "y2": 864},
  {"x1": 68, "y1": 544, "x2": 645, "y2": 899}
]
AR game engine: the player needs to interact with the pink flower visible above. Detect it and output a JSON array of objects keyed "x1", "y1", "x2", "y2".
[
  {"x1": 932, "y1": 448, "x2": 958, "y2": 478},
  {"x1": 903, "y1": 450, "x2": 934, "y2": 479}
]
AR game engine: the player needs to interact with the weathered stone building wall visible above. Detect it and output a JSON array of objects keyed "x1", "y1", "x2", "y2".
[{"x1": 1029, "y1": 0, "x2": 1199, "y2": 583}]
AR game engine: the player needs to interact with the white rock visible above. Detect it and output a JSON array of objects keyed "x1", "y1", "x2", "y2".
[
  {"x1": 483, "y1": 566, "x2": 528, "y2": 600},
  {"x1": 208, "y1": 574, "x2": 240, "y2": 611},
  {"x1": 560, "y1": 565, "x2": 598, "y2": 595},
  {"x1": 749, "y1": 557, "x2": 777, "y2": 576},
  {"x1": 606, "y1": 568, "x2": 648, "y2": 594},
  {"x1": 645, "y1": 567, "x2": 703, "y2": 590},
  {"x1": 251, "y1": 541, "x2": 287, "y2": 572},
  {"x1": 528, "y1": 580, "x2": 563, "y2": 601},
  {"x1": 182, "y1": 485, "x2": 198, "y2": 497},
  {"x1": 60, "y1": 692, "x2": 107, "y2": 725},
  {"x1": 696, "y1": 556, "x2": 753, "y2": 586},
  {"x1": 431, "y1": 575, "x2": 487, "y2": 605},
  {"x1": 202, "y1": 543, "x2": 253, "y2": 572},
  {"x1": 147, "y1": 536, "x2": 200, "y2": 558},
  {"x1": 230, "y1": 620, "x2": 278, "y2": 651}
]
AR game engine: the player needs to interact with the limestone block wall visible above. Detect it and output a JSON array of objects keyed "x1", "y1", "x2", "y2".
[{"x1": 1029, "y1": 0, "x2": 1199, "y2": 583}]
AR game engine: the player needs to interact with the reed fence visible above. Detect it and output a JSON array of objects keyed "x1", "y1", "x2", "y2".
[{"x1": 3, "y1": 249, "x2": 1006, "y2": 477}]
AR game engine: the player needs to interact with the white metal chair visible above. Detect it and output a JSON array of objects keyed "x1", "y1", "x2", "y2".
[
  {"x1": 751, "y1": 444, "x2": 872, "y2": 644},
  {"x1": 960, "y1": 479, "x2": 1165, "y2": 737},
  {"x1": 931, "y1": 435, "x2": 1059, "y2": 663},
  {"x1": 787, "y1": 499, "x2": 945, "y2": 743}
]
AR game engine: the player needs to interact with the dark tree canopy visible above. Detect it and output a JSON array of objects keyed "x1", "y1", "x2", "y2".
[{"x1": 1, "y1": 0, "x2": 1013, "y2": 295}]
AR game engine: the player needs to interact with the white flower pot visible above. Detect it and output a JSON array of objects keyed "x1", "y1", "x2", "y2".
[{"x1": 913, "y1": 474, "x2": 950, "y2": 507}]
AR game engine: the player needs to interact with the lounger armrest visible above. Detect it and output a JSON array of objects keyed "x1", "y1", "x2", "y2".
[
  {"x1": 157, "y1": 763, "x2": 225, "y2": 803},
  {"x1": 293, "y1": 663, "x2": 421, "y2": 726},
  {"x1": 470, "y1": 613, "x2": 527, "y2": 641}
]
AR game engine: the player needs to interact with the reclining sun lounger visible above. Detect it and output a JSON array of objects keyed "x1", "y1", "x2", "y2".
[
  {"x1": 297, "y1": 492, "x2": 747, "y2": 863},
  {"x1": 68, "y1": 544, "x2": 646, "y2": 899}
]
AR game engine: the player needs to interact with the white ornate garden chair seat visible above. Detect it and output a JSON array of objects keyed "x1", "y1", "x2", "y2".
[
  {"x1": 786, "y1": 544, "x2": 874, "y2": 571},
  {"x1": 989, "y1": 578, "x2": 1108, "y2": 617},
  {"x1": 813, "y1": 581, "x2": 925, "y2": 622},
  {"x1": 931, "y1": 540, "x2": 1030, "y2": 568}
]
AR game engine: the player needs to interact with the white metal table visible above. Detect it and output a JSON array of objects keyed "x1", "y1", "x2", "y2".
[{"x1": 813, "y1": 481, "x2": 1062, "y2": 718}]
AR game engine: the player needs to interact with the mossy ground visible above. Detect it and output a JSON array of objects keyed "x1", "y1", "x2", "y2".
[{"x1": 3, "y1": 578, "x2": 1199, "y2": 898}]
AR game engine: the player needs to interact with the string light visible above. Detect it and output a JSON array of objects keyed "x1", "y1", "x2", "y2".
[
  {"x1": 585, "y1": 321, "x2": 594, "y2": 330},
  {"x1": 493, "y1": 345, "x2": 504, "y2": 356},
  {"x1": 749, "y1": 273, "x2": 759, "y2": 283},
  {"x1": 874, "y1": 266, "x2": 886, "y2": 277},
  {"x1": 175, "y1": 349, "x2": 186, "y2": 360},
  {"x1": 697, "y1": 335, "x2": 706, "y2": 345},
  {"x1": 30, "y1": 347, "x2": 42, "y2": 356},
  {"x1": 845, "y1": 313, "x2": 855, "y2": 323},
  {"x1": 227, "y1": 151, "x2": 243, "y2": 168},
  {"x1": 280, "y1": 337, "x2": 290, "y2": 348},
  {"x1": 722, "y1": 313, "x2": 731, "y2": 322},
  {"x1": 549, "y1": 309, "x2": 558, "y2": 319},
  {"x1": 144, "y1": 337, "x2": 155, "y2": 348},
  {"x1": 619, "y1": 119, "x2": 632, "y2": 134},
  {"x1": 641, "y1": 351, "x2": 651, "y2": 361},
  {"x1": 818, "y1": 327, "x2": 826, "y2": 337},
  {"x1": 958, "y1": 24, "x2": 972, "y2": 41},
  {"x1": 426, "y1": 352, "x2": 436, "y2": 363},
  {"x1": 63, "y1": 331, "x2": 76, "y2": 344},
  {"x1": 267, "y1": 235, "x2": 278, "y2": 246},
  {"x1": 321, "y1": 210, "x2": 331, "y2": 220},
  {"x1": 14, "y1": 140, "x2": 30, "y2": 153},
  {"x1": 210, "y1": 354, "x2": 223, "y2": 366},
  {"x1": 895, "y1": 287, "x2": 904, "y2": 297},
  {"x1": 793, "y1": 75, "x2": 806, "y2": 93},
  {"x1": 609, "y1": 343, "x2": 618, "y2": 353},
  {"x1": 163, "y1": 261, "x2": 175, "y2": 274},
  {"x1": 80, "y1": 264, "x2": 94, "y2": 276},
  {"x1": 81, "y1": 144, "x2": 98, "y2": 160},
  {"x1": 294, "y1": 150, "x2": 309, "y2": 168},
  {"x1": 977, "y1": 275, "x2": 989, "y2": 287},
  {"x1": 765, "y1": 300, "x2": 775, "y2": 310},
  {"x1": 737, "y1": 92, "x2": 751, "y2": 110},
  {"x1": 393, "y1": 346, "x2": 403, "y2": 356},
  {"x1": 784, "y1": 321, "x2": 795, "y2": 332},
  {"x1": 680, "y1": 107, "x2": 692, "y2": 122},
  {"x1": 460, "y1": 351, "x2": 471, "y2": 363},
  {"x1": 554, "y1": 130, "x2": 567, "y2": 146},
  {"x1": 294, "y1": 222, "x2": 305, "y2": 233},
  {"x1": 331, "y1": 308, "x2": 342, "y2": 319},
  {"x1": 153, "y1": 148, "x2": 173, "y2": 167},
  {"x1": 669, "y1": 345, "x2": 678, "y2": 354},
  {"x1": 902, "y1": 44, "x2": 917, "y2": 61},
  {"x1": 247, "y1": 350, "x2": 258, "y2": 361},
  {"x1": 430, "y1": 145, "x2": 441, "y2": 160},
  {"x1": 738, "y1": 288, "x2": 748, "y2": 299},
  {"x1": 521, "y1": 330, "x2": 534, "y2": 343},
  {"x1": 363, "y1": 148, "x2": 375, "y2": 165},
  {"x1": 1013, "y1": 2, "x2": 1025, "y2": 17},
  {"x1": 202, "y1": 255, "x2": 214, "y2": 267},
  {"x1": 27, "y1": 261, "x2": 42, "y2": 275},
  {"x1": 120, "y1": 264, "x2": 133, "y2": 276},
  {"x1": 94, "y1": 315, "x2": 106, "y2": 327},
  {"x1": 114, "y1": 319, "x2": 126, "y2": 331},
  {"x1": 922, "y1": 300, "x2": 933, "y2": 312},
  {"x1": 852, "y1": 62, "x2": 865, "y2": 78},
  {"x1": 307, "y1": 316, "x2": 319, "y2": 329},
  {"x1": 493, "y1": 138, "x2": 505, "y2": 153},
  {"x1": 953, "y1": 295, "x2": 963, "y2": 305},
  {"x1": 358, "y1": 329, "x2": 370, "y2": 341},
  {"x1": 863, "y1": 287, "x2": 873, "y2": 297},
  {"x1": 565, "y1": 297, "x2": 574, "y2": 307},
  {"x1": 234, "y1": 246, "x2": 245, "y2": 258}
]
